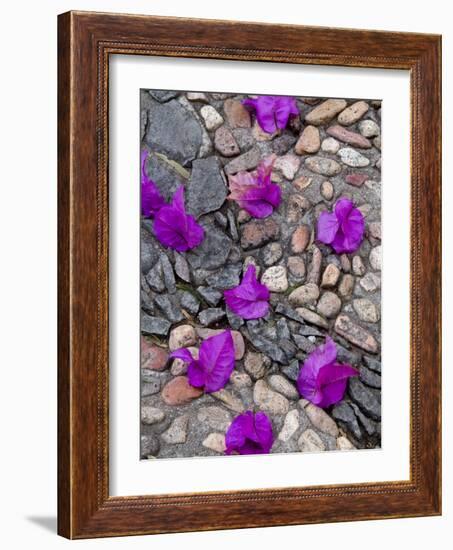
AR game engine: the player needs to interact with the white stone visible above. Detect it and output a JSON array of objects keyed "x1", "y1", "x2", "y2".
[
  {"x1": 298, "y1": 429, "x2": 325, "y2": 452},
  {"x1": 358, "y1": 119, "x2": 380, "y2": 138},
  {"x1": 321, "y1": 263, "x2": 340, "y2": 287},
  {"x1": 353, "y1": 298, "x2": 380, "y2": 323},
  {"x1": 288, "y1": 283, "x2": 320, "y2": 306},
  {"x1": 321, "y1": 137, "x2": 340, "y2": 154},
  {"x1": 200, "y1": 105, "x2": 224, "y2": 131},
  {"x1": 337, "y1": 100, "x2": 369, "y2": 125},
  {"x1": 321, "y1": 180, "x2": 334, "y2": 200},
  {"x1": 244, "y1": 351, "x2": 270, "y2": 379},
  {"x1": 202, "y1": 433, "x2": 226, "y2": 453},
  {"x1": 197, "y1": 406, "x2": 232, "y2": 431},
  {"x1": 274, "y1": 154, "x2": 300, "y2": 180},
  {"x1": 305, "y1": 403, "x2": 339, "y2": 437},
  {"x1": 317, "y1": 291, "x2": 342, "y2": 318},
  {"x1": 352, "y1": 255, "x2": 366, "y2": 276},
  {"x1": 254, "y1": 380, "x2": 290, "y2": 415},
  {"x1": 186, "y1": 92, "x2": 208, "y2": 102},
  {"x1": 369, "y1": 245, "x2": 382, "y2": 271},
  {"x1": 230, "y1": 371, "x2": 252, "y2": 388},
  {"x1": 141, "y1": 406, "x2": 165, "y2": 425},
  {"x1": 212, "y1": 389, "x2": 245, "y2": 412},
  {"x1": 162, "y1": 415, "x2": 189, "y2": 444},
  {"x1": 261, "y1": 266, "x2": 288, "y2": 292},
  {"x1": 360, "y1": 272, "x2": 381, "y2": 292},
  {"x1": 365, "y1": 179, "x2": 381, "y2": 196},
  {"x1": 169, "y1": 325, "x2": 197, "y2": 351},
  {"x1": 268, "y1": 374, "x2": 299, "y2": 400},
  {"x1": 336, "y1": 435, "x2": 356, "y2": 450},
  {"x1": 358, "y1": 203, "x2": 372, "y2": 217},
  {"x1": 278, "y1": 410, "x2": 300, "y2": 442},
  {"x1": 337, "y1": 147, "x2": 370, "y2": 167}
]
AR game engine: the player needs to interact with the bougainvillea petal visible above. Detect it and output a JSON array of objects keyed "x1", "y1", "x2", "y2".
[
  {"x1": 317, "y1": 198, "x2": 365, "y2": 254},
  {"x1": 141, "y1": 150, "x2": 166, "y2": 217},
  {"x1": 187, "y1": 360, "x2": 206, "y2": 388},
  {"x1": 297, "y1": 337, "x2": 358, "y2": 408},
  {"x1": 169, "y1": 348, "x2": 194, "y2": 364},
  {"x1": 243, "y1": 97, "x2": 276, "y2": 133},
  {"x1": 169, "y1": 330, "x2": 235, "y2": 393},
  {"x1": 237, "y1": 186, "x2": 280, "y2": 218},
  {"x1": 313, "y1": 380, "x2": 348, "y2": 408},
  {"x1": 253, "y1": 411, "x2": 274, "y2": 453},
  {"x1": 256, "y1": 154, "x2": 275, "y2": 184},
  {"x1": 198, "y1": 330, "x2": 235, "y2": 393},
  {"x1": 224, "y1": 265, "x2": 270, "y2": 319},
  {"x1": 242, "y1": 96, "x2": 299, "y2": 133},
  {"x1": 315, "y1": 363, "x2": 359, "y2": 407},
  {"x1": 225, "y1": 411, "x2": 273, "y2": 455},
  {"x1": 318, "y1": 363, "x2": 359, "y2": 387},
  {"x1": 317, "y1": 211, "x2": 340, "y2": 244},
  {"x1": 227, "y1": 156, "x2": 281, "y2": 218},
  {"x1": 337, "y1": 207, "x2": 365, "y2": 253},
  {"x1": 305, "y1": 336, "x2": 337, "y2": 371},
  {"x1": 334, "y1": 197, "x2": 354, "y2": 220},
  {"x1": 153, "y1": 185, "x2": 204, "y2": 251},
  {"x1": 274, "y1": 96, "x2": 299, "y2": 129}
]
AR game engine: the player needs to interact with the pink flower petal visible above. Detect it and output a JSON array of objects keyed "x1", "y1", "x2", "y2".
[
  {"x1": 242, "y1": 96, "x2": 299, "y2": 134},
  {"x1": 169, "y1": 348, "x2": 194, "y2": 364},
  {"x1": 225, "y1": 411, "x2": 273, "y2": 455},
  {"x1": 224, "y1": 265, "x2": 270, "y2": 319},
  {"x1": 317, "y1": 211, "x2": 340, "y2": 244},
  {"x1": 198, "y1": 330, "x2": 235, "y2": 393},
  {"x1": 153, "y1": 185, "x2": 204, "y2": 251},
  {"x1": 297, "y1": 337, "x2": 358, "y2": 408},
  {"x1": 317, "y1": 198, "x2": 365, "y2": 254},
  {"x1": 141, "y1": 150, "x2": 166, "y2": 217},
  {"x1": 227, "y1": 156, "x2": 281, "y2": 218},
  {"x1": 187, "y1": 360, "x2": 206, "y2": 388},
  {"x1": 170, "y1": 330, "x2": 235, "y2": 393}
]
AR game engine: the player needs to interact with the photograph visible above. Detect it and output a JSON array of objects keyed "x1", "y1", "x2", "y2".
[
  {"x1": 0, "y1": 0, "x2": 445, "y2": 544},
  {"x1": 140, "y1": 89, "x2": 382, "y2": 459}
]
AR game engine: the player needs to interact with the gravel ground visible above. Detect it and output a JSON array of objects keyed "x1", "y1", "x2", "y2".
[{"x1": 140, "y1": 90, "x2": 382, "y2": 459}]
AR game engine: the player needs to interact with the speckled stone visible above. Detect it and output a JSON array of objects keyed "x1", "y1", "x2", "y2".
[
  {"x1": 298, "y1": 429, "x2": 325, "y2": 452},
  {"x1": 278, "y1": 409, "x2": 300, "y2": 442},
  {"x1": 289, "y1": 283, "x2": 320, "y2": 306},
  {"x1": 317, "y1": 291, "x2": 342, "y2": 318},
  {"x1": 254, "y1": 380, "x2": 290, "y2": 415},
  {"x1": 261, "y1": 266, "x2": 288, "y2": 292},
  {"x1": 295, "y1": 125, "x2": 321, "y2": 154},
  {"x1": 337, "y1": 100, "x2": 369, "y2": 125},
  {"x1": 305, "y1": 99, "x2": 347, "y2": 125},
  {"x1": 200, "y1": 105, "x2": 224, "y2": 130}
]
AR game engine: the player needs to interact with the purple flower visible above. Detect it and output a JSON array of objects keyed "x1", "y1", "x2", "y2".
[
  {"x1": 227, "y1": 155, "x2": 281, "y2": 218},
  {"x1": 317, "y1": 198, "x2": 365, "y2": 254},
  {"x1": 225, "y1": 411, "x2": 273, "y2": 455},
  {"x1": 169, "y1": 330, "x2": 235, "y2": 393},
  {"x1": 153, "y1": 185, "x2": 204, "y2": 252},
  {"x1": 141, "y1": 150, "x2": 166, "y2": 217},
  {"x1": 242, "y1": 95, "x2": 299, "y2": 134},
  {"x1": 224, "y1": 265, "x2": 270, "y2": 320},
  {"x1": 297, "y1": 337, "x2": 358, "y2": 408}
]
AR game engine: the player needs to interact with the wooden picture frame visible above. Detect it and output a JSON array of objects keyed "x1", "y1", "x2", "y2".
[{"x1": 58, "y1": 10, "x2": 442, "y2": 539}]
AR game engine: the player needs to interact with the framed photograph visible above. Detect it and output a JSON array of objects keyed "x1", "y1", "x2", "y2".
[{"x1": 58, "y1": 11, "x2": 441, "y2": 538}]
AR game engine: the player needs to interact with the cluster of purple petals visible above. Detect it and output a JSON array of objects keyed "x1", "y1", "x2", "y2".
[
  {"x1": 141, "y1": 150, "x2": 204, "y2": 252},
  {"x1": 242, "y1": 95, "x2": 299, "y2": 134},
  {"x1": 227, "y1": 155, "x2": 281, "y2": 219}
]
